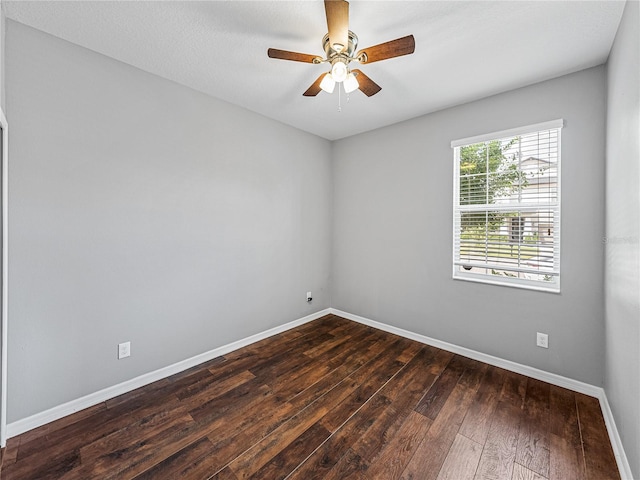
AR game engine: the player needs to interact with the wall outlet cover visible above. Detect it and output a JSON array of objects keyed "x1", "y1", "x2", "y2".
[
  {"x1": 536, "y1": 332, "x2": 549, "y2": 349},
  {"x1": 118, "y1": 341, "x2": 131, "y2": 359}
]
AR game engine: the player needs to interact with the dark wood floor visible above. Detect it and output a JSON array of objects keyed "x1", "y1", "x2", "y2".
[{"x1": 0, "y1": 315, "x2": 620, "y2": 480}]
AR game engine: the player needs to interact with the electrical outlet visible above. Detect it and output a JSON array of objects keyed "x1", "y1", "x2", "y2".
[
  {"x1": 306, "y1": 291, "x2": 312, "y2": 302},
  {"x1": 118, "y1": 341, "x2": 131, "y2": 359},
  {"x1": 536, "y1": 332, "x2": 549, "y2": 349}
]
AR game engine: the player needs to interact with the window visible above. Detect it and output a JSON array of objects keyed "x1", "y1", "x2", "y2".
[{"x1": 452, "y1": 120, "x2": 563, "y2": 292}]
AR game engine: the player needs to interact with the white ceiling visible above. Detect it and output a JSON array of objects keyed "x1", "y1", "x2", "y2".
[{"x1": 3, "y1": 1, "x2": 626, "y2": 140}]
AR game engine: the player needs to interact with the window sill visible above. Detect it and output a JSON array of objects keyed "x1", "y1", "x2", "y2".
[{"x1": 453, "y1": 273, "x2": 560, "y2": 294}]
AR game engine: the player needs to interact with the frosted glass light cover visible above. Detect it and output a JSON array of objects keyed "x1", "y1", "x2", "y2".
[
  {"x1": 331, "y1": 61, "x2": 348, "y2": 83},
  {"x1": 343, "y1": 73, "x2": 359, "y2": 93},
  {"x1": 319, "y1": 73, "x2": 336, "y2": 93}
]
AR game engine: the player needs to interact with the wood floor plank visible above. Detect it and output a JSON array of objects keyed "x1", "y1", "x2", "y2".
[
  {"x1": 202, "y1": 330, "x2": 383, "y2": 461},
  {"x1": 202, "y1": 332, "x2": 384, "y2": 468},
  {"x1": 473, "y1": 400, "x2": 522, "y2": 480},
  {"x1": 12, "y1": 402, "x2": 108, "y2": 447},
  {"x1": 222, "y1": 315, "x2": 341, "y2": 361},
  {"x1": 75, "y1": 409, "x2": 199, "y2": 479},
  {"x1": 459, "y1": 365, "x2": 506, "y2": 444},
  {"x1": 428, "y1": 349, "x2": 456, "y2": 375},
  {"x1": 575, "y1": 393, "x2": 621, "y2": 480},
  {"x1": 246, "y1": 422, "x2": 331, "y2": 480},
  {"x1": 413, "y1": 354, "x2": 469, "y2": 419},
  {"x1": 350, "y1": 346, "x2": 439, "y2": 463},
  {"x1": 395, "y1": 338, "x2": 424, "y2": 364},
  {"x1": 177, "y1": 369, "x2": 256, "y2": 405},
  {"x1": 550, "y1": 433, "x2": 585, "y2": 480},
  {"x1": 458, "y1": 358, "x2": 489, "y2": 391},
  {"x1": 327, "y1": 319, "x2": 367, "y2": 337},
  {"x1": 2, "y1": 316, "x2": 621, "y2": 480},
  {"x1": 285, "y1": 345, "x2": 373, "y2": 412},
  {"x1": 216, "y1": 321, "x2": 337, "y2": 375},
  {"x1": 204, "y1": 404, "x2": 297, "y2": 475},
  {"x1": 163, "y1": 356, "x2": 226, "y2": 385},
  {"x1": 515, "y1": 378, "x2": 550, "y2": 477},
  {"x1": 132, "y1": 437, "x2": 219, "y2": 480},
  {"x1": 364, "y1": 410, "x2": 433, "y2": 480},
  {"x1": 436, "y1": 433, "x2": 484, "y2": 480},
  {"x1": 500, "y1": 370, "x2": 528, "y2": 408},
  {"x1": 210, "y1": 466, "x2": 240, "y2": 480},
  {"x1": 105, "y1": 379, "x2": 174, "y2": 409},
  {"x1": 226, "y1": 364, "x2": 366, "y2": 478},
  {"x1": 303, "y1": 332, "x2": 353, "y2": 358},
  {"x1": 512, "y1": 462, "x2": 547, "y2": 480},
  {"x1": 318, "y1": 338, "x2": 415, "y2": 432},
  {"x1": 400, "y1": 382, "x2": 479, "y2": 480},
  {"x1": 187, "y1": 377, "x2": 271, "y2": 424},
  {"x1": 286, "y1": 394, "x2": 394, "y2": 480},
  {"x1": 203, "y1": 395, "x2": 296, "y2": 472},
  {"x1": 322, "y1": 448, "x2": 369, "y2": 480},
  {"x1": 244, "y1": 335, "x2": 331, "y2": 383},
  {"x1": 1, "y1": 436, "x2": 20, "y2": 468},
  {"x1": 1, "y1": 449, "x2": 81, "y2": 480},
  {"x1": 548, "y1": 385, "x2": 585, "y2": 480},
  {"x1": 273, "y1": 329, "x2": 384, "y2": 401},
  {"x1": 14, "y1": 385, "x2": 184, "y2": 468},
  {"x1": 209, "y1": 354, "x2": 370, "y2": 466}
]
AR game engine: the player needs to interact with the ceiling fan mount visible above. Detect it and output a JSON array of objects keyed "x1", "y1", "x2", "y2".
[{"x1": 267, "y1": 0, "x2": 415, "y2": 98}]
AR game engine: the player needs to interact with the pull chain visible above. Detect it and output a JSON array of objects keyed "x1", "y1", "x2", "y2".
[{"x1": 338, "y1": 83, "x2": 342, "y2": 112}]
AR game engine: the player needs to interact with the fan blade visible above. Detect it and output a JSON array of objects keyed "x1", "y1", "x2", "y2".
[
  {"x1": 324, "y1": 0, "x2": 349, "y2": 53},
  {"x1": 357, "y1": 35, "x2": 415, "y2": 64},
  {"x1": 303, "y1": 74, "x2": 327, "y2": 97},
  {"x1": 351, "y1": 69, "x2": 381, "y2": 97},
  {"x1": 268, "y1": 48, "x2": 321, "y2": 63}
]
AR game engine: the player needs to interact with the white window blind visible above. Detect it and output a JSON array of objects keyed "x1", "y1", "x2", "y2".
[{"x1": 452, "y1": 120, "x2": 563, "y2": 292}]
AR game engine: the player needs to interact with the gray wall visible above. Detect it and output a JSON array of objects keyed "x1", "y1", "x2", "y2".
[
  {"x1": 0, "y1": 3, "x2": 5, "y2": 442},
  {"x1": 1, "y1": 11, "x2": 5, "y2": 110},
  {"x1": 4, "y1": 13, "x2": 634, "y2": 472},
  {"x1": 0, "y1": 7, "x2": 5, "y2": 110},
  {"x1": 332, "y1": 66, "x2": 607, "y2": 386},
  {"x1": 605, "y1": 0, "x2": 640, "y2": 477},
  {"x1": 5, "y1": 21, "x2": 332, "y2": 423}
]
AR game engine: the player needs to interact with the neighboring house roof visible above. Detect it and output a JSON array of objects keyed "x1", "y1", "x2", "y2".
[{"x1": 520, "y1": 156, "x2": 556, "y2": 187}]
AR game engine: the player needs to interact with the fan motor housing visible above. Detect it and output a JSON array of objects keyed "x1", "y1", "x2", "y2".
[{"x1": 322, "y1": 30, "x2": 358, "y2": 59}]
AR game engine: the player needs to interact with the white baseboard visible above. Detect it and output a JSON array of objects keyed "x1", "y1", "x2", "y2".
[
  {"x1": 6, "y1": 307, "x2": 632, "y2": 480},
  {"x1": 330, "y1": 308, "x2": 600, "y2": 395},
  {"x1": 598, "y1": 390, "x2": 635, "y2": 480},
  {"x1": 329, "y1": 308, "x2": 633, "y2": 480},
  {"x1": 6, "y1": 308, "x2": 331, "y2": 439}
]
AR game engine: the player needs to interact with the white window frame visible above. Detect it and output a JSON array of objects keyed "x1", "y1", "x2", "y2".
[{"x1": 451, "y1": 119, "x2": 563, "y2": 293}]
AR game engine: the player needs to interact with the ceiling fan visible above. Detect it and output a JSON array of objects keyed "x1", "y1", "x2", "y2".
[{"x1": 267, "y1": 0, "x2": 415, "y2": 97}]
